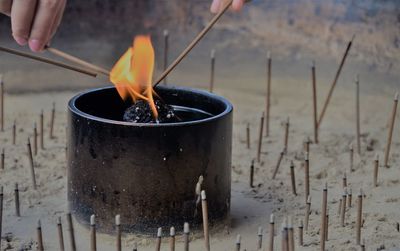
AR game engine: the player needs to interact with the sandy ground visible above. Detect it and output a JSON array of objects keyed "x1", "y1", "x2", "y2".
[{"x1": 0, "y1": 54, "x2": 399, "y2": 251}]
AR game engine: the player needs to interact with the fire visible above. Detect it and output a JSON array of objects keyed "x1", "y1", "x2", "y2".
[{"x1": 110, "y1": 35, "x2": 158, "y2": 118}]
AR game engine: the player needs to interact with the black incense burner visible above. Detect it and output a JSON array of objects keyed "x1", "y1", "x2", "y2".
[{"x1": 67, "y1": 85, "x2": 233, "y2": 233}]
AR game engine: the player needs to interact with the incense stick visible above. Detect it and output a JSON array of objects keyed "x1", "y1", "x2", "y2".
[
  {"x1": 132, "y1": 242, "x2": 138, "y2": 251},
  {"x1": 0, "y1": 187, "x2": 3, "y2": 249},
  {"x1": 90, "y1": 214, "x2": 96, "y2": 251},
  {"x1": 257, "y1": 226, "x2": 263, "y2": 250},
  {"x1": 355, "y1": 75, "x2": 361, "y2": 154},
  {"x1": 284, "y1": 117, "x2": 290, "y2": 150},
  {"x1": 265, "y1": 51, "x2": 272, "y2": 137},
  {"x1": 257, "y1": 112, "x2": 265, "y2": 163},
  {"x1": 246, "y1": 123, "x2": 250, "y2": 149},
  {"x1": 201, "y1": 190, "x2": 210, "y2": 251},
  {"x1": 40, "y1": 110, "x2": 44, "y2": 150},
  {"x1": 373, "y1": 154, "x2": 379, "y2": 187},
  {"x1": 183, "y1": 223, "x2": 190, "y2": 251},
  {"x1": 383, "y1": 92, "x2": 398, "y2": 167},
  {"x1": 37, "y1": 219, "x2": 44, "y2": 251},
  {"x1": 337, "y1": 198, "x2": 342, "y2": 217},
  {"x1": 356, "y1": 189, "x2": 363, "y2": 244},
  {"x1": 320, "y1": 183, "x2": 328, "y2": 250},
  {"x1": 311, "y1": 61, "x2": 318, "y2": 143},
  {"x1": 33, "y1": 123, "x2": 38, "y2": 156},
  {"x1": 348, "y1": 188, "x2": 352, "y2": 208},
  {"x1": 340, "y1": 188, "x2": 347, "y2": 227},
  {"x1": 325, "y1": 213, "x2": 329, "y2": 241},
  {"x1": 14, "y1": 183, "x2": 20, "y2": 217},
  {"x1": 0, "y1": 149, "x2": 4, "y2": 170},
  {"x1": 318, "y1": 35, "x2": 354, "y2": 127},
  {"x1": 57, "y1": 216, "x2": 65, "y2": 251},
  {"x1": 289, "y1": 161, "x2": 297, "y2": 196},
  {"x1": 0, "y1": 46, "x2": 98, "y2": 77},
  {"x1": 0, "y1": 76, "x2": 3, "y2": 132},
  {"x1": 50, "y1": 102, "x2": 55, "y2": 139},
  {"x1": 116, "y1": 215, "x2": 121, "y2": 251},
  {"x1": 304, "y1": 137, "x2": 311, "y2": 153},
  {"x1": 281, "y1": 219, "x2": 288, "y2": 251},
  {"x1": 12, "y1": 120, "x2": 16, "y2": 145},
  {"x1": 66, "y1": 212, "x2": 77, "y2": 251},
  {"x1": 27, "y1": 138, "x2": 37, "y2": 190},
  {"x1": 298, "y1": 220, "x2": 303, "y2": 246},
  {"x1": 250, "y1": 159, "x2": 255, "y2": 188},
  {"x1": 209, "y1": 49, "x2": 216, "y2": 93},
  {"x1": 163, "y1": 30, "x2": 169, "y2": 85},
  {"x1": 170, "y1": 227, "x2": 176, "y2": 251},
  {"x1": 235, "y1": 234, "x2": 241, "y2": 251},
  {"x1": 304, "y1": 152, "x2": 310, "y2": 203},
  {"x1": 268, "y1": 214, "x2": 274, "y2": 251},
  {"x1": 288, "y1": 217, "x2": 294, "y2": 251},
  {"x1": 342, "y1": 172, "x2": 347, "y2": 189},
  {"x1": 349, "y1": 144, "x2": 354, "y2": 172},
  {"x1": 155, "y1": 227, "x2": 162, "y2": 251},
  {"x1": 272, "y1": 148, "x2": 285, "y2": 179},
  {"x1": 305, "y1": 196, "x2": 311, "y2": 231}
]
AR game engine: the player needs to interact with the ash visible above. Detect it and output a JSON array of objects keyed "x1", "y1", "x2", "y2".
[{"x1": 123, "y1": 99, "x2": 177, "y2": 123}]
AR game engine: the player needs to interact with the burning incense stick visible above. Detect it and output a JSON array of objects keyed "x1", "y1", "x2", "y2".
[
  {"x1": 349, "y1": 144, "x2": 354, "y2": 172},
  {"x1": 201, "y1": 190, "x2": 210, "y2": 251},
  {"x1": 325, "y1": 213, "x2": 329, "y2": 241},
  {"x1": 37, "y1": 219, "x2": 44, "y2": 251},
  {"x1": 12, "y1": 120, "x2": 16, "y2": 145},
  {"x1": 57, "y1": 217, "x2": 65, "y2": 251},
  {"x1": 305, "y1": 196, "x2": 311, "y2": 231},
  {"x1": 340, "y1": 188, "x2": 347, "y2": 227},
  {"x1": 257, "y1": 112, "x2": 265, "y2": 163},
  {"x1": 170, "y1": 227, "x2": 176, "y2": 251},
  {"x1": 209, "y1": 49, "x2": 216, "y2": 93},
  {"x1": 250, "y1": 159, "x2": 255, "y2": 188},
  {"x1": 155, "y1": 227, "x2": 162, "y2": 251},
  {"x1": 304, "y1": 152, "x2": 310, "y2": 203},
  {"x1": 284, "y1": 117, "x2": 290, "y2": 150},
  {"x1": 298, "y1": 220, "x2": 303, "y2": 246},
  {"x1": 348, "y1": 188, "x2": 352, "y2": 208},
  {"x1": 257, "y1": 226, "x2": 263, "y2": 250},
  {"x1": 304, "y1": 137, "x2": 311, "y2": 153},
  {"x1": 0, "y1": 187, "x2": 3, "y2": 249},
  {"x1": 0, "y1": 76, "x2": 3, "y2": 132},
  {"x1": 163, "y1": 30, "x2": 169, "y2": 85},
  {"x1": 235, "y1": 234, "x2": 241, "y2": 251},
  {"x1": 0, "y1": 46, "x2": 98, "y2": 77},
  {"x1": 342, "y1": 173, "x2": 347, "y2": 189},
  {"x1": 27, "y1": 138, "x2": 37, "y2": 190},
  {"x1": 33, "y1": 123, "x2": 38, "y2": 156},
  {"x1": 356, "y1": 189, "x2": 363, "y2": 244},
  {"x1": 320, "y1": 183, "x2": 328, "y2": 250},
  {"x1": 265, "y1": 51, "x2": 272, "y2": 137},
  {"x1": 50, "y1": 102, "x2": 55, "y2": 139},
  {"x1": 355, "y1": 75, "x2": 361, "y2": 154},
  {"x1": 183, "y1": 223, "x2": 190, "y2": 251},
  {"x1": 0, "y1": 149, "x2": 4, "y2": 170},
  {"x1": 268, "y1": 214, "x2": 275, "y2": 251},
  {"x1": 318, "y1": 35, "x2": 354, "y2": 127},
  {"x1": 383, "y1": 92, "x2": 398, "y2": 167},
  {"x1": 311, "y1": 61, "x2": 318, "y2": 143},
  {"x1": 272, "y1": 148, "x2": 285, "y2": 179},
  {"x1": 289, "y1": 161, "x2": 297, "y2": 196},
  {"x1": 246, "y1": 123, "x2": 250, "y2": 149},
  {"x1": 116, "y1": 215, "x2": 121, "y2": 251},
  {"x1": 14, "y1": 183, "x2": 20, "y2": 217},
  {"x1": 66, "y1": 212, "x2": 77, "y2": 251},
  {"x1": 288, "y1": 217, "x2": 294, "y2": 251},
  {"x1": 373, "y1": 154, "x2": 379, "y2": 187},
  {"x1": 154, "y1": 0, "x2": 243, "y2": 87},
  {"x1": 40, "y1": 110, "x2": 44, "y2": 150},
  {"x1": 90, "y1": 214, "x2": 97, "y2": 251}
]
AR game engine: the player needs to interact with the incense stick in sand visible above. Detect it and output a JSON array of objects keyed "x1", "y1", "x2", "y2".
[
  {"x1": 201, "y1": 190, "x2": 210, "y2": 251},
  {"x1": 320, "y1": 183, "x2": 328, "y2": 250},
  {"x1": 170, "y1": 227, "x2": 176, "y2": 251},
  {"x1": 305, "y1": 196, "x2": 311, "y2": 231},
  {"x1": 311, "y1": 61, "x2": 318, "y2": 143},
  {"x1": 265, "y1": 51, "x2": 272, "y2": 137},
  {"x1": 116, "y1": 215, "x2": 121, "y2": 251},
  {"x1": 209, "y1": 49, "x2": 216, "y2": 93},
  {"x1": 57, "y1": 217, "x2": 65, "y2": 251},
  {"x1": 235, "y1": 234, "x2": 241, "y2": 251},
  {"x1": 90, "y1": 215, "x2": 96, "y2": 251},
  {"x1": 268, "y1": 214, "x2": 274, "y2": 251},
  {"x1": 383, "y1": 92, "x2": 398, "y2": 167},
  {"x1": 246, "y1": 123, "x2": 250, "y2": 149},
  {"x1": 40, "y1": 110, "x2": 44, "y2": 150},
  {"x1": 183, "y1": 223, "x2": 190, "y2": 251},
  {"x1": 289, "y1": 161, "x2": 297, "y2": 196},
  {"x1": 37, "y1": 219, "x2": 44, "y2": 251},
  {"x1": 304, "y1": 152, "x2": 310, "y2": 203},
  {"x1": 257, "y1": 112, "x2": 265, "y2": 163},
  {"x1": 66, "y1": 212, "x2": 77, "y2": 251},
  {"x1": 0, "y1": 149, "x2": 4, "y2": 170},
  {"x1": 356, "y1": 189, "x2": 363, "y2": 244},
  {"x1": 257, "y1": 226, "x2": 263, "y2": 250},
  {"x1": 27, "y1": 138, "x2": 37, "y2": 190},
  {"x1": 0, "y1": 76, "x2": 3, "y2": 132},
  {"x1": 155, "y1": 227, "x2": 162, "y2": 251},
  {"x1": 49, "y1": 102, "x2": 56, "y2": 139},
  {"x1": 272, "y1": 148, "x2": 285, "y2": 179},
  {"x1": 14, "y1": 183, "x2": 20, "y2": 217},
  {"x1": 355, "y1": 75, "x2": 361, "y2": 154},
  {"x1": 373, "y1": 154, "x2": 379, "y2": 187}
]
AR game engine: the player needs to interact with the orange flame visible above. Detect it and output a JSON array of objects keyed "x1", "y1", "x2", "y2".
[{"x1": 110, "y1": 35, "x2": 158, "y2": 118}]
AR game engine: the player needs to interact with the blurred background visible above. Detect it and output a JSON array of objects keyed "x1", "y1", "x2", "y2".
[{"x1": 0, "y1": 0, "x2": 399, "y2": 94}]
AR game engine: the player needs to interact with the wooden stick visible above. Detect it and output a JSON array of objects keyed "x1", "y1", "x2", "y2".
[
  {"x1": 325, "y1": 213, "x2": 329, "y2": 241},
  {"x1": 318, "y1": 36, "x2": 354, "y2": 127},
  {"x1": 246, "y1": 123, "x2": 250, "y2": 149},
  {"x1": 170, "y1": 227, "x2": 176, "y2": 251},
  {"x1": 265, "y1": 51, "x2": 271, "y2": 137},
  {"x1": 288, "y1": 217, "x2": 294, "y2": 251},
  {"x1": 49, "y1": 102, "x2": 55, "y2": 139},
  {"x1": 250, "y1": 159, "x2": 255, "y2": 188},
  {"x1": 311, "y1": 61, "x2": 318, "y2": 143},
  {"x1": 183, "y1": 223, "x2": 190, "y2": 251},
  {"x1": 257, "y1": 112, "x2": 265, "y2": 163},
  {"x1": 37, "y1": 219, "x2": 44, "y2": 251},
  {"x1": 90, "y1": 214, "x2": 96, "y2": 251},
  {"x1": 163, "y1": 30, "x2": 169, "y2": 85},
  {"x1": 201, "y1": 190, "x2": 210, "y2": 251},
  {"x1": 27, "y1": 138, "x2": 37, "y2": 190},
  {"x1": 289, "y1": 161, "x2": 297, "y2": 196},
  {"x1": 14, "y1": 183, "x2": 20, "y2": 217},
  {"x1": 116, "y1": 215, "x2": 121, "y2": 251},
  {"x1": 0, "y1": 149, "x2": 4, "y2": 170},
  {"x1": 340, "y1": 188, "x2": 347, "y2": 227},
  {"x1": 350, "y1": 144, "x2": 354, "y2": 172},
  {"x1": 0, "y1": 186, "x2": 3, "y2": 249},
  {"x1": 305, "y1": 195, "x2": 311, "y2": 231},
  {"x1": 298, "y1": 220, "x2": 303, "y2": 246},
  {"x1": 0, "y1": 46, "x2": 98, "y2": 77},
  {"x1": 337, "y1": 198, "x2": 342, "y2": 217},
  {"x1": 320, "y1": 183, "x2": 328, "y2": 250},
  {"x1": 153, "y1": 0, "x2": 237, "y2": 87},
  {"x1": 57, "y1": 216, "x2": 65, "y2": 251},
  {"x1": 12, "y1": 120, "x2": 16, "y2": 145},
  {"x1": 0, "y1": 76, "x2": 3, "y2": 132},
  {"x1": 66, "y1": 212, "x2": 77, "y2": 251},
  {"x1": 355, "y1": 75, "x2": 361, "y2": 154},
  {"x1": 209, "y1": 49, "x2": 216, "y2": 93},
  {"x1": 235, "y1": 234, "x2": 241, "y2": 251},
  {"x1": 342, "y1": 172, "x2": 347, "y2": 189},
  {"x1": 284, "y1": 117, "x2": 290, "y2": 150},
  {"x1": 272, "y1": 148, "x2": 285, "y2": 179},
  {"x1": 268, "y1": 214, "x2": 274, "y2": 251},
  {"x1": 46, "y1": 46, "x2": 109, "y2": 76},
  {"x1": 304, "y1": 152, "x2": 310, "y2": 203},
  {"x1": 356, "y1": 189, "x2": 363, "y2": 244},
  {"x1": 348, "y1": 188, "x2": 352, "y2": 208},
  {"x1": 360, "y1": 239, "x2": 365, "y2": 251},
  {"x1": 155, "y1": 227, "x2": 162, "y2": 251},
  {"x1": 281, "y1": 219, "x2": 288, "y2": 251},
  {"x1": 257, "y1": 226, "x2": 263, "y2": 250},
  {"x1": 40, "y1": 110, "x2": 44, "y2": 150},
  {"x1": 304, "y1": 137, "x2": 311, "y2": 153},
  {"x1": 373, "y1": 154, "x2": 379, "y2": 187},
  {"x1": 383, "y1": 92, "x2": 398, "y2": 167},
  {"x1": 33, "y1": 123, "x2": 38, "y2": 156}
]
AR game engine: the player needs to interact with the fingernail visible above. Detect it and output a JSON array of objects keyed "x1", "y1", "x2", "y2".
[
  {"x1": 29, "y1": 39, "x2": 43, "y2": 52},
  {"x1": 14, "y1": 36, "x2": 28, "y2": 46},
  {"x1": 210, "y1": 0, "x2": 221, "y2": 13}
]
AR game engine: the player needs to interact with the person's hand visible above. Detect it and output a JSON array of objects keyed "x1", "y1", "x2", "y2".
[
  {"x1": 0, "y1": 0, "x2": 66, "y2": 52},
  {"x1": 210, "y1": 0, "x2": 245, "y2": 13}
]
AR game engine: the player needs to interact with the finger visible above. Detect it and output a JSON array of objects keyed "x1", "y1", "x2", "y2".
[
  {"x1": 47, "y1": 0, "x2": 66, "y2": 43},
  {"x1": 210, "y1": 0, "x2": 221, "y2": 13},
  {"x1": 232, "y1": 0, "x2": 244, "y2": 11},
  {"x1": 0, "y1": 0, "x2": 12, "y2": 16},
  {"x1": 10, "y1": 0, "x2": 38, "y2": 46},
  {"x1": 29, "y1": 0, "x2": 61, "y2": 52}
]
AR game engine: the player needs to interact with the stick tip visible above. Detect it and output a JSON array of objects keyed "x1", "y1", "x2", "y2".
[
  {"x1": 57, "y1": 216, "x2": 62, "y2": 224},
  {"x1": 0, "y1": 74, "x2": 3, "y2": 84},
  {"x1": 15, "y1": 183, "x2": 18, "y2": 190},
  {"x1": 90, "y1": 214, "x2": 95, "y2": 226},
  {"x1": 163, "y1": 29, "x2": 169, "y2": 36},
  {"x1": 312, "y1": 60, "x2": 315, "y2": 68},
  {"x1": 0, "y1": 186, "x2": 3, "y2": 194},
  {"x1": 157, "y1": 227, "x2": 162, "y2": 237},
  {"x1": 348, "y1": 187, "x2": 352, "y2": 195},
  {"x1": 375, "y1": 153, "x2": 379, "y2": 161},
  {"x1": 358, "y1": 188, "x2": 363, "y2": 197},
  {"x1": 395, "y1": 92, "x2": 399, "y2": 101},
  {"x1": 299, "y1": 219, "x2": 303, "y2": 227},
  {"x1": 270, "y1": 213, "x2": 274, "y2": 223},
  {"x1": 37, "y1": 219, "x2": 41, "y2": 228},
  {"x1": 323, "y1": 182, "x2": 328, "y2": 191},
  {"x1": 133, "y1": 242, "x2": 138, "y2": 249},
  {"x1": 184, "y1": 222, "x2": 190, "y2": 234},
  {"x1": 201, "y1": 190, "x2": 207, "y2": 200},
  {"x1": 257, "y1": 226, "x2": 263, "y2": 235},
  {"x1": 170, "y1": 226, "x2": 175, "y2": 236},
  {"x1": 267, "y1": 51, "x2": 271, "y2": 59},
  {"x1": 236, "y1": 234, "x2": 241, "y2": 244},
  {"x1": 211, "y1": 49, "x2": 216, "y2": 58},
  {"x1": 115, "y1": 214, "x2": 120, "y2": 225},
  {"x1": 304, "y1": 152, "x2": 309, "y2": 161},
  {"x1": 287, "y1": 216, "x2": 293, "y2": 228},
  {"x1": 355, "y1": 74, "x2": 359, "y2": 83},
  {"x1": 307, "y1": 195, "x2": 312, "y2": 203},
  {"x1": 343, "y1": 187, "x2": 348, "y2": 196}
]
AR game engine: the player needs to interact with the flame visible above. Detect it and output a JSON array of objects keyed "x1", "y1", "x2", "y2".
[{"x1": 110, "y1": 35, "x2": 158, "y2": 118}]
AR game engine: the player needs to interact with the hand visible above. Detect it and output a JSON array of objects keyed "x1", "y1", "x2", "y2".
[
  {"x1": 0, "y1": 0, "x2": 66, "y2": 52},
  {"x1": 210, "y1": 0, "x2": 245, "y2": 13}
]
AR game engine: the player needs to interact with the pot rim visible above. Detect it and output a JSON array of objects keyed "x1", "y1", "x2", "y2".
[{"x1": 68, "y1": 85, "x2": 233, "y2": 127}]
